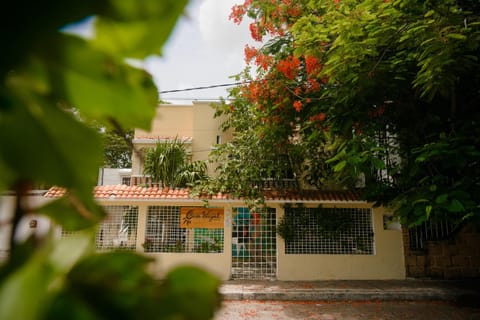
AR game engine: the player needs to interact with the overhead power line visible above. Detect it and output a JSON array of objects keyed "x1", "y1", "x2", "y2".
[{"x1": 159, "y1": 82, "x2": 244, "y2": 94}]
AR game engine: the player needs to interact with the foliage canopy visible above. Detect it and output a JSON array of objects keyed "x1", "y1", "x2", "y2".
[{"x1": 212, "y1": 0, "x2": 480, "y2": 226}]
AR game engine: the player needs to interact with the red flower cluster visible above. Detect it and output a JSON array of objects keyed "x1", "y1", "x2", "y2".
[
  {"x1": 229, "y1": 0, "x2": 252, "y2": 24},
  {"x1": 309, "y1": 113, "x2": 326, "y2": 122},
  {"x1": 244, "y1": 45, "x2": 258, "y2": 64},
  {"x1": 276, "y1": 55, "x2": 300, "y2": 80},
  {"x1": 306, "y1": 78, "x2": 321, "y2": 92},
  {"x1": 305, "y1": 55, "x2": 321, "y2": 76},
  {"x1": 293, "y1": 100, "x2": 302, "y2": 112},
  {"x1": 249, "y1": 23, "x2": 263, "y2": 42}
]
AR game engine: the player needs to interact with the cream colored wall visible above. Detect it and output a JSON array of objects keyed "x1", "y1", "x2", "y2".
[
  {"x1": 191, "y1": 101, "x2": 225, "y2": 163},
  {"x1": 276, "y1": 203, "x2": 406, "y2": 280},
  {"x1": 132, "y1": 102, "x2": 230, "y2": 176},
  {"x1": 98, "y1": 200, "x2": 405, "y2": 281},
  {"x1": 102, "y1": 200, "x2": 235, "y2": 281},
  {"x1": 135, "y1": 105, "x2": 194, "y2": 138}
]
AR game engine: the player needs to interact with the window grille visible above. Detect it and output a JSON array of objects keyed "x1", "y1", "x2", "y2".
[
  {"x1": 408, "y1": 218, "x2": 455, "y2": 251},
  {"x1": 283, "y1": 207, "x2": 374, "y2": 255},
  {"x1": 121, "y1": 176, "x2": 131, "y2": 186},
  {"x1": 96, "y1": 206, "x2": 138, "y2": 251},
  {"x1": 144, "y1": 206, "x2": 224, "y2": 253},
  {"x1": 61, "y1": 206, "x2": 139, "y2": 252},
  {"x1": 231, "y1": 207, "x2": 277, "y2": 280}
]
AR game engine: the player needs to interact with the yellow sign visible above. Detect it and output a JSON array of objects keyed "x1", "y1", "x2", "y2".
[{"x1": 180, "y1": 207, "x2": 224, "y2": 229}]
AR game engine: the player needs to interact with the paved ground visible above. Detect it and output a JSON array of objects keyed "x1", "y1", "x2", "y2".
[
  {"x1": 216, "y1": 279, "x2": 480, "y2": 319},
  {"x1": 214, "y1": 301, "x2": 480, "y2": 320},
  {"x1": 220, "y1": 279, "x2": 480, "y2": 303}
]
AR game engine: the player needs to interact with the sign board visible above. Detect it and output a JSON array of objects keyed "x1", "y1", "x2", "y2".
[{"x1": 180, "y1": 207, "x2": 224, "y2": 229}]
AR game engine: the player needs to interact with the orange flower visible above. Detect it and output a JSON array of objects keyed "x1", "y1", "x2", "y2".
[
  {"x1": 244, "y1": 45, "x2": 258, "y2": 64},
  {"x1": 305, "y1": 55, "x2": 321, "y2": 76},
  {"x1": 293, "y1": 100, "x2": 302, "y2": 112},
  {"x1": 277, "y1": 56, "x2": 300, "y2": 79},
  {"x1": 249, "y1": 23, "x2": 263, "y2": 41}
]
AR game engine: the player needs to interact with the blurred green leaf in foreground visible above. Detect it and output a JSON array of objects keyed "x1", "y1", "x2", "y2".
[{"x1": 0, "y1": 1, "x2": 221, "y2": 319}]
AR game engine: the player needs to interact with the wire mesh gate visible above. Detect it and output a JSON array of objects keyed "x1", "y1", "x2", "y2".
[{"x1": 231, "y1": 208, "x2": 276, "y2": 280}]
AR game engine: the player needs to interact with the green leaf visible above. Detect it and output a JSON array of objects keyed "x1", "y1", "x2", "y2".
[
  {"x1": 333, "y1": 160, "x2": 347, "y2": 172},
  {"x1": 0, "y1": 234, "x2": 92, "y2": 320},
  {"x1": 435, "y1": 194, "x2": 449, "y2": 204},
  {"x1": 446, "y1": 33, "x2": 467, "y2": 40},
  {"x1": 446, "y1": 199, "x2": 465, "y2": 213},
  {"x1": 425, "y1": 205, "x2": 432, "y2": 218},
  {"x1": 39, "y1": 194, "x2": 106, "y2": 230},
  {"x1": 158, "y1": 266, "x2": 222, "y2": 320},
  {"x1": 0, "y1": 95, "x2": 102, "y2": 193},
  {"x1": 372, "y1": 157, "x2": 385, "y2": 170},
  {"x1": 50, "y1": 252, "x2": 159, "y2": 320},
  {"x1": 93, "y1": 0, "x2": 188, "y2": 59},
  {"x1": 0, "y1": 257, "x2": 56, "y2": 320},
  {"x1": 47, "y1": 35, "x2": 158, "y2": 130}
]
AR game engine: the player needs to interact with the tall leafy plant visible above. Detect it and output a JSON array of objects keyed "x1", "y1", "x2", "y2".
[{"x1": 144, "y1": 138, "x2": 208, "y2": 188}]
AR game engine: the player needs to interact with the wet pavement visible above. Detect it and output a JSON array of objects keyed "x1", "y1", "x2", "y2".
[
  {"x1": 216, "y1": 279, "x2": 480, "y2": 319},
  {"x1": 214, "y1": 300, "x2": 480, "y2": 320},
  {"x1": 220, "y1": 279, "x2": 480, "y2": 303}
]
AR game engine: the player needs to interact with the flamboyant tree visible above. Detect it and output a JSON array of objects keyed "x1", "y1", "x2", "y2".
[{"x1": 211, "y1": 0, "x2": 480, "y2": 226}]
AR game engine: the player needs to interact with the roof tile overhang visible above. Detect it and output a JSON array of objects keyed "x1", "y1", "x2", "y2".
[
  {"x1": 44, "y1": 185, "x2": 364, "y2": 203},
  {"x1": 132, "y1": 136, "x2": 192, "y2": 144}
]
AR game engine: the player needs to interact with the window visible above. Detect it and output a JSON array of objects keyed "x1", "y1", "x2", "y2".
[
  {"x1": 62, "y1": 206, "x2": 139, "y2": 252},
  {"x1": 408, "y1": 218, "x2": 455, "y2": 251},
  {"x1": 121, "y1": 176, "x2": 131, "y2": 186},
  {"x1": 144, "y1": 206, "x2": 224, "y2": 253},
  {"x1": 96, "y1": 206, "x2": 138, "y2": 251},
  {"x1": 282, "y1": 207, "x2": 374, "y2": 255}
]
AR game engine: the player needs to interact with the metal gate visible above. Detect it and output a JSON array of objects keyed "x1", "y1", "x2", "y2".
[{"x1": 231, "y1": 207, "x2": 276, "y2": 280}]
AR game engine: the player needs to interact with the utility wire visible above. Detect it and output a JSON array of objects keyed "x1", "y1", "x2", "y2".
[{"x1": 159, "y1": 82, "x2": 245, "y2": 94}]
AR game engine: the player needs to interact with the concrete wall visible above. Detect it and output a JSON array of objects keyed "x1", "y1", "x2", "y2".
[
  {"x1": 98, "y1": 168, "x2": 132, "y2": 185},
  {"x1": 1, "y1": 192, "x2": 406, "y2": 281},
  {"x1": 132, "y1": 102, "x2": 230, "y2": 177},
  {"x1": 0, "y1": 192, "x2": 52, "y2": 261},
  {"x1": 276, "y1": 203, "x2": 406, "y2": 280},
  {"x1": 98, "y1": 200, "x2": 406, "y2": 281},
  {"x1": 136, "y1": 104, "x2": 194, "y2": 139}
]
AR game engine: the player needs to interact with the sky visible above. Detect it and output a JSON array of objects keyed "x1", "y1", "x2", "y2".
[{"x1": 144, "y1": 0, "x2": 254, "y2": 104}]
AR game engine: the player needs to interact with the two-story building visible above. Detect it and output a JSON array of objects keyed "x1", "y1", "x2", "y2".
[{"x1": 46, "y1": 101, "x2": 407, "y2": 281}]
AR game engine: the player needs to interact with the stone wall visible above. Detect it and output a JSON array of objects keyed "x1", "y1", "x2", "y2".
[{"x1": 404, "y1": 224, "x2": 480, "y2": 279}]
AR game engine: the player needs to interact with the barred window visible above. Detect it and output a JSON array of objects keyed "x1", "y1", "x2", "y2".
[
  {"x1": 96, "y1": 206, "x2": 138, "y2": 251},
  {"x1": 281, "y1": 207, "x2": 374, "y2": 255},
  {"x1": 408, "y1": 218, "x2": 454, "y2": 251},
  {"x1": 144, "y1": 206, "x2": 224, "y2": 253},
  {"x1": 121, "y1": 176, "x2": 131, "y2": 186},
  {"x1": 62, "y1": 206, "x2": 139, "y2": 252}
]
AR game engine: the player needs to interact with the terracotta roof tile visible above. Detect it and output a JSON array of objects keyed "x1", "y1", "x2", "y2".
[
  {"x1": 45, "y1": 185, "x2": 363, "y2": 202},
  {"x1": 133, "y1": 136, "x2": 193, "y2": 143}
]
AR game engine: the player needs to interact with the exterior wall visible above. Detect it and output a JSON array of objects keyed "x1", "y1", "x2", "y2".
[
  {"x1": 191, "y1": 102, "x2": 228, "y2": 164},
  {"x1": 136, "y1": 105, "x2": 194, "y2": 139},
  {"x1": 99, "y1": 200, "x2": 236, "y2": 280},
  {"x1": 97, "y1": 200, "x2": 405, "y2": 281},
  {"x1": 132, "y1": 102, "x2": 230, "y2": 178},
  {"x1": 404, "y1": 224, "x2": 480, "y2": 279},
  {"x1": 3, "y1": 193, "x2": 406, "y2": 281},
  {"x1": 276, "y1": 203, "x2": 406, "y2": 280},
  {"x1": 0, "y1": 192, "x2": 52, "y2": 261},
  {"x1": 98, "y1": 168, "x2": 132, "y2": 185}
]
